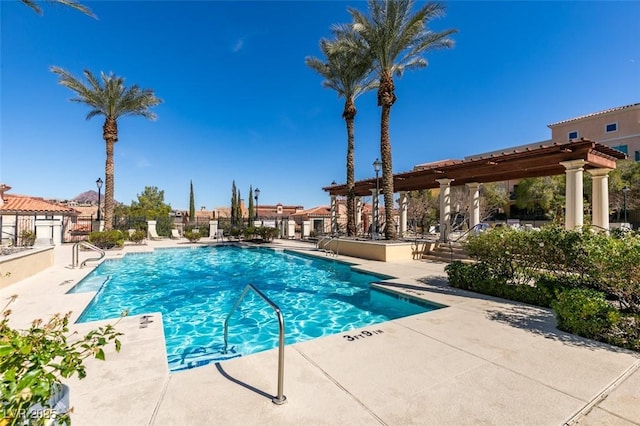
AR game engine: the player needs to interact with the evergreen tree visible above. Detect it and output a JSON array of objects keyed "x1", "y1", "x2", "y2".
[
  {"x1": 189, "y1": 180, "x2": 195, "y2": 224},
  {"x1": 236, "y1": 189, "x2": 242, "y2": 226},
  {"x1": 248, "y1": 186, "x2": 254, "y2": 225},
  {"x1": 231, "y1": 181, "x2": 238, "y2": 226}
]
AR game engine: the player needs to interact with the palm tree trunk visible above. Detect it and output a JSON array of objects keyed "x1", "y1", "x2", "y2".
[
  {"x1": 378, "y1": 72, "x2": 397, "y2": 240},
  {"x1": 102, "y1": 117, "x2": 118, "y2": 231},
  {"x1": 344, "y1": 99, "x2": 357, "y2": 237}
]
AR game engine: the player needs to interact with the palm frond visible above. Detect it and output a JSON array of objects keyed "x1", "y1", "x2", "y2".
[
  {"x1": 20, "y1": 0, "x2": 96, "y2": 18},
  {"x1": 51, "y1": 66, "x2": 162, "y2": 121}
]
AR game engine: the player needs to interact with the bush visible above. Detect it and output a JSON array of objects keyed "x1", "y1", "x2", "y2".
[
  {"x1": 0, "y1": 296, "x2": 124, "y2": 425},
  {"x1": 183, "y1": 229, "x2": 201, "y2": 243},
  {"x1": 552, "y1": 288, "x2": 620, "y2": 339},
  {"x1": 88, "y1": 230, "x2": 125, "y2": 249},
  {"x1": 128, "y1": 230, "x2": 146, "y2": 244},
  {"x1": 19, "y1": 230, "x2": 36, "y2": 247},
  {"x1": 256, "y1": 226, "x2": 279, "y2": 242}
]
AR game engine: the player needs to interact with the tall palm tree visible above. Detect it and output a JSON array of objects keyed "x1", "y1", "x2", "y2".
[
  {"x1": 348, "y1": 0, "x2": 456, "y2": 239},
  {"x1": 20, "y1": 0, "x2": 95, "y2": 18},
  {"x1": 51, "y1": 67, "x2": 162, "y2": 230},
  {"x1": 306, "y1": 27, "x2": 375, "y2": 236}
]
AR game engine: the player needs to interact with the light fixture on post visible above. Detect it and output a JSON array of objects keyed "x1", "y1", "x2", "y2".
[
  {"x1": 96, "y1": 178, "x2": 103, "y2": 221},
  {"x1": 622, "y1": 186, "x2": 630, "y2": 223},
  {"x1": 373, "y1": 158, "x2": 382, "y2": 239},
  {"x1": 254, "y1": 188, "x2": 260, "y2": 222}
]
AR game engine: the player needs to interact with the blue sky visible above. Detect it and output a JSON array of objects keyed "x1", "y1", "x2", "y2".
[{"x1": 1, "y1": 1, "x2": 638, "y2": 211}]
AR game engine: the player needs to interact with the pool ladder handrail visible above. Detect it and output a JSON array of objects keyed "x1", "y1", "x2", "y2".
[
  {"x1": 72, "y1": 241, "x2": 106, "y2": 268},
  {"x1": 223, "y1": 284, "x2": 287, "y2": 405},
  {"x1": 317, "y1": 235, "x2": 338, "y2": 257}
]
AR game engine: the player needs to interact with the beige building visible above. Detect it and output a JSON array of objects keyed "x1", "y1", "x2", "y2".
[{"x1": 548, "y1": 103, "x2": 640, "y2": 161}]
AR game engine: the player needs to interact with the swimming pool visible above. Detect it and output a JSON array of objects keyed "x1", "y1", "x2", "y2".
[{"x1": 71, "y1": 246, "x2": 442, "y2": 371}]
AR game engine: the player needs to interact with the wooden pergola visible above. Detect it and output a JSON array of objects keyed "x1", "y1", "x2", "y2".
[{"x1": 322, "y1": 139, "x2": 627, "y2": 240}]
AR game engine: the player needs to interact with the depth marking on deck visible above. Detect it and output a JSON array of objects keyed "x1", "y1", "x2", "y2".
[{"x1": 342, "y1": 329, "x2": 384, "y2": 342}]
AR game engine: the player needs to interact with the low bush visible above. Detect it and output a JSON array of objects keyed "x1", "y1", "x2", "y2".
[
  {"x1": 553, "y1": 288, "x2": 621, "y2": 340},
  {"x1": 128, "y1": 230, "x2": 146, "y2": 244},
  {"x1": 19, "y1": 230, "x2": 36, "y2": 247},
  {"x1": 183, "y1": 229, "x2": 201, "y2": 243},
  {"x1": 88, "y1": 230, "x2": 125, "y2": 249}
]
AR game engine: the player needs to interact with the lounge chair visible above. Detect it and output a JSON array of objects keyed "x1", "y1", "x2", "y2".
[
  {"x1": 148, "y1": 228, "x2": 166, "y2": 241},
  {"x1": 171, "y1": 229, "x2": 182, "y2": 239}
]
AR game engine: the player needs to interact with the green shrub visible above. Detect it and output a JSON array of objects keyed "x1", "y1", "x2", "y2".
[
  {"x1": 552, "y1": 289, "x2": 620, "y2": 339},
  {"x1": 128, "y1": 230, "x2": 146, "y2": 244},
  {"x1": 19, "y1": 230, "x2": 36, "y2": 247},
  {"x1": 184, "y1": 229, "x2": 201, "y2": 243},
  {"x1": 229, "y1": 227, "x2": 242, "y2": 238},
  {"x1": 88, "y1": 230, "x2": 125, "y2": 249},
  {"x1": 243, "y1": 227, "x2": 256, "y2": 240},
  {"x1": 256, "y1": 226, "x2": 279, "y2": 242}
]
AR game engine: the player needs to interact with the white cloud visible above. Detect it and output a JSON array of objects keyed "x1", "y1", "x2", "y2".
[{"x1": 232, "y1": 38, "x2": 245, "y2": 53}]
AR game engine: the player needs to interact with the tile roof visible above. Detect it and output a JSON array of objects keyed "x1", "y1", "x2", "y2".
[
  {"x1": 548, "y1": 103, "x2": 640, "y2": 127},
  {"x1": 293, "y1": 206, "x2": 331, "y2": 216},
  {"x1": 0, "y1": 195, "x2": 79, "y2": 214}
]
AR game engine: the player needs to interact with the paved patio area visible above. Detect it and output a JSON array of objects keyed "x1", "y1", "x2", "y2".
[{"x1": 2, "y1": 239, "x2": 639, "y2": 425}]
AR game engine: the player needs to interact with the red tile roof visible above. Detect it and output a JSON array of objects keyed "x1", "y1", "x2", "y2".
[
  {"x1": 293, "y1": 206, "x2": 330, "y2": 217},
  {"x1": 548, "y1": 103, "x2": 640, "y2": 127},
  {"x1": 0, "y1": 195, "x2": 79, "y2": 215}
]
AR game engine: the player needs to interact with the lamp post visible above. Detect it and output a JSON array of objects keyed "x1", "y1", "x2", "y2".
[
  {"x1": 622, "y1": 186, "x2": 630, "y2": 223},
  {"x1": 96, "y1": 178, "x2": 103, "y2": 221},
  {"x1": 254, "y1": 188, "x2": 260, "y2": 222},
  {"x1": 373, "y1": 158, "x2": 382, "y2": 239}
]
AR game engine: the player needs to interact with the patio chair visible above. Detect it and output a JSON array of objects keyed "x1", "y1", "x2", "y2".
[
  {"x1": 171, "y1": 229, "x2": 182, "y2": 239},
  {"x1": 148, "y1": 228, "x2": 166, "y2": 241}
]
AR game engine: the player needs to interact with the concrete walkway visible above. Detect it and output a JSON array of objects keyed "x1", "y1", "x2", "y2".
[{"x1": 2, "y1": 239, "x2": 639, "y2": 425}]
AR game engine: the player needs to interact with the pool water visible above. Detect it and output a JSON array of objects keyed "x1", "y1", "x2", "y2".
[{"x1": 71, "y1": 246, "x2": 441, "y2": 371}]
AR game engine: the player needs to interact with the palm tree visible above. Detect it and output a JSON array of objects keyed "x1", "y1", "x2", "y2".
[
  {"x1": 20, "y1": 0, "x2": 95, "y2": 18},
  {"x1": 348, "y1": 0, "x2": 456, "y2": 239},
  {"x1": 51, "y1": 67, "x2": 162, "y2": 230},
  {"x1": 306, "y1": 27, "x2": 375, "y2": 236}
]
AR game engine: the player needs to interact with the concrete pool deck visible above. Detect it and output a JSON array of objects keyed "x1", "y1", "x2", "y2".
[{"x1": 2, "y1": 239, "x2": 639, "y2": 425}]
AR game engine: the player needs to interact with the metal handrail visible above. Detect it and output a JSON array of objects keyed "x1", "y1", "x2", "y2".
[
  {"x1": 72, "y1": 241, "x2": 106, "y2": 268},
  {"x1": 447, "y1": 223, "x2": 485, "y2": 263},
  {"x1": 223, "y1": 284, "x2": 287, "y2": 405}
]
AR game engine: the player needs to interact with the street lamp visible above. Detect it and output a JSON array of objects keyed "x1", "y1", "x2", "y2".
[
  {"x1": 254, "y1": 188, "x2": 260, "y2": 221},
  {"x1": 96, "y1": 178, "x2": 103, "y2": 221},
  {"x1": 622, "y1": 186, "x2": 630, "y2": 223},
  {"x1": 373, "y1": 158, "x2": 382, "y2": 238}
]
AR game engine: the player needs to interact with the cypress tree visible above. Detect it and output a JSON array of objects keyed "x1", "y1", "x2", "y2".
[
  {"x1": 189, "y1": 180, "x2": 195, "y2": 225},
  {"x1": 231, "y1": 180, "x2": 238, "y2": 226},
  {"x1": 248, "y1": 186, "x2": 254, "y2": 225}
]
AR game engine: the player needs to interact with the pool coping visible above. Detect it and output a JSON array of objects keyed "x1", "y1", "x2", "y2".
[{"x1": 2, "y1": 239, "x2": 639, "y2": 425}]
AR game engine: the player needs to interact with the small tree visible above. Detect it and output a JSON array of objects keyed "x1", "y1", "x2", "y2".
[
  {"x1": 248, "y1": 186, "x2": 254, "y2": 225},
  {"x1": 189, "y1": 180, "x2": 195, "y2": 224}
]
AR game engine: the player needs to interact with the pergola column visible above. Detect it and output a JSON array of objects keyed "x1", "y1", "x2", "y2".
[
  {"x1": 330, "y1": 194, "x2": 337, "y2": 234},
  {"x1": 587, "y1": 168, "x2": 611, "y2": 231},
  {"x1": 560, "y1": 160, "x2": 586, "y2": 230},
  {"x1": 399, "y1": 191, "x2": 408, "y2": 238},
  {"x1": 355, "y1": 197, "x2": 362, "y2": 235},
  {"x1": 466, "y1": 182, "x2": 481, "y2": 230},
  {"x1": 436, "y1": 178, "x2": 454, "y2": 242},
  {"x1": 370, "y1": 188, "x2": 379, "y2": 235}
]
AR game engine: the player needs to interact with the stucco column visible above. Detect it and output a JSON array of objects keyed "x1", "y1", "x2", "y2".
[
  {"x1": 466, "y1": 182, "x2": 481, "y2": 230},
  {"x1": 330, "y1": 195, "x2": 337, "y2": 234},
  {"x1": 560, "y1": 160, "x2": 586, "y2": 230},
  {"x1": 588, "y1": 168, "x2": 611, "y2": 232},
  {"x1": 398, "y1": 192, "x2": 408, "y2": 238},
  {"x1": 355, "y1": 197, "x2": 362, "y2": 235},
  {"x1": 436, "y1": 178, "x2": 454, "y2": 242}
]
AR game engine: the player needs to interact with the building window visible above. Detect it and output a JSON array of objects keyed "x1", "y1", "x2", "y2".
[
  {"x1": 612, "y1": 145, "x2": 628, "y2": 154},
  {"x1": 605, "y1": 122, "x2": 618, "y2": 133},
  {"x1": 568, "y1": 131, "x2": 578, "y2": 140},
  {"x1": 635, "y1": 150, "x2": 640, "y2": 162}
]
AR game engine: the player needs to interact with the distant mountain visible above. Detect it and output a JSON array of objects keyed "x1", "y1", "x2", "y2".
[{"x1": 73, "y1": 190, "x2": 99, "y2": 203}]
